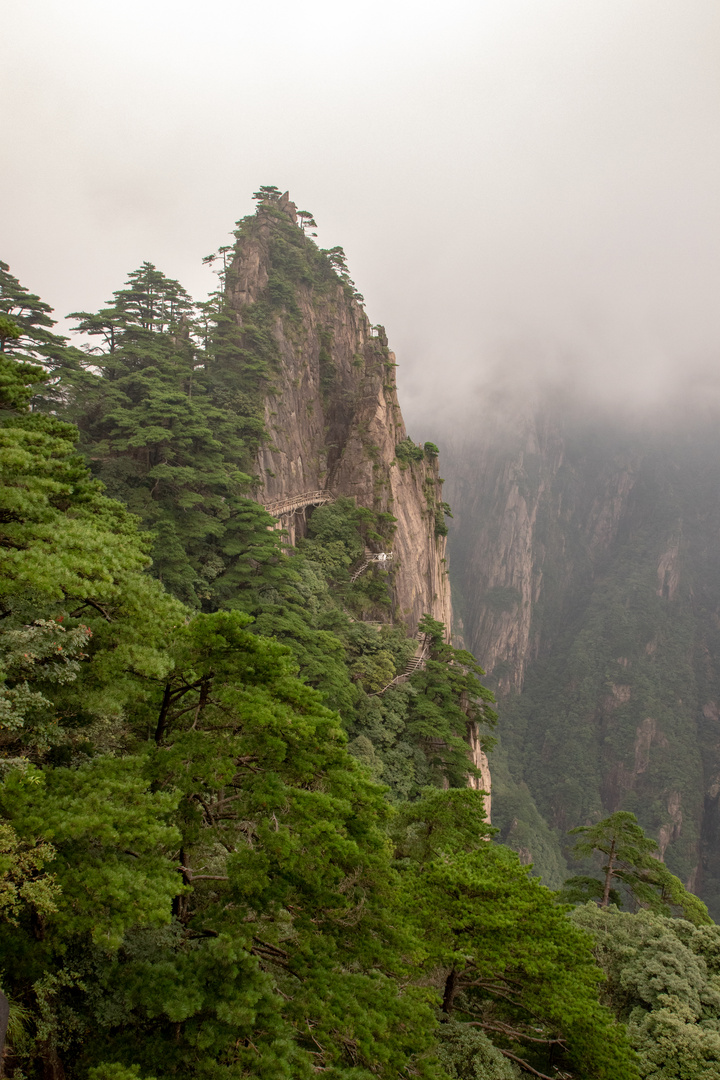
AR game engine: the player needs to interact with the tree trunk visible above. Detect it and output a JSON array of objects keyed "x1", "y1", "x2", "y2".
[
  {"x1": 601, "y1": 839, "x2": 616, "y2": 907},
  {"x1": 41, "y1": 1045, "x2": 65, "y2": 1080},
  {"x1": 442, "y1": 968, "x2": 459, "y2": 1015},
  {"x1": 154, "y1": 682, "x2": 173, "y2": 745},
  {"x1": 192, "y1": 677, "x2": 211, "y2": 729},
  {"x1": 172, "y1": 845, "x2": 190, "y2": 922}
]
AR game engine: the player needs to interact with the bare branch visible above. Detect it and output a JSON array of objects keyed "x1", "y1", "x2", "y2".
[
  {"x1": 179, "y1": 865, "x2": 229, "y2": 882},
  {"x1": 252, "y1": 937, "x2": 289, "y2": 959},
  {"x1": 495, "y1": 1048, "x2": 554, "y2": 1080},
  {"x1": 70, "y1": 598, "x2": 114, "y2": 622},
  {"x1": 464, "y1": 1021, "x2": 566, "y2": 1047}
]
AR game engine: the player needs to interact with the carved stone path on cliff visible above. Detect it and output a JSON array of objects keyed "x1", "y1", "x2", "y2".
[{"x1": 262, "y1": 490, "x2": 336, "y2": 518}]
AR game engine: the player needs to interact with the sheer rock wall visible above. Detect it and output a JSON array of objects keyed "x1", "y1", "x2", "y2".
[{"x1": 226, "y1": 193, "x2": 452, "y2": 636}]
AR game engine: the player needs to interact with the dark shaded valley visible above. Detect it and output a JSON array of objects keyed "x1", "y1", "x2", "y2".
[{"x1": 442, "y1": 402, "x2": 720, "y2": 915}]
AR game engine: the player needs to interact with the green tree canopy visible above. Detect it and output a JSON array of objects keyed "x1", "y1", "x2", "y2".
[
  {"x1": 392, "y1": 789, "x2": 639, "y2": 1080},
  {"x1": 566, "y1": 812, "x2": 710, "y2": 923},
  {"x1": 0, "y1": 261, "x2": 85, "y2": 407},
  {"x1": 65, "y1": 264, "x2": 285, "y2": 608},
  {"x1": 0, "y1": 234, "x2": 661, "y2": 1080},
  {"x1": 572, "y1": 904, "x2": 720, "y2": 1080}
]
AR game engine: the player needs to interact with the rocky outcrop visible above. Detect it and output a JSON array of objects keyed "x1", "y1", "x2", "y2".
[
  {"x1": 225, "y1": 193, "x2": 452, "y2": 635},
  {"x1": 444, "y1": 415, "x2": 565, "y2": 693},
  {"x1": 467, "y1": 722, "x2": 492, "y2": 822}
]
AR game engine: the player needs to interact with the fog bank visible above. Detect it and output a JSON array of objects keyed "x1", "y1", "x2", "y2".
[{"x1": 3, "y1": 1, "x2": 719, "y2": 428}]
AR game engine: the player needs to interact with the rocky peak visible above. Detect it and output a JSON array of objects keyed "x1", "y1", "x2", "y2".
[{"x1": 224, "y1": 194, "x2": 452, "y2": 636}]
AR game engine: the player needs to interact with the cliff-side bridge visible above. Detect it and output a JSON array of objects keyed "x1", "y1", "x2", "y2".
[
  {"x1": 262, "y1": 490, "x2": 426, "y2": 694},
  {"x1": 262, "y1": 489, "x2": 336, "y2": 518},
  {"x1": 262, "y1": 494, "x2": 393, "y2": 582}
]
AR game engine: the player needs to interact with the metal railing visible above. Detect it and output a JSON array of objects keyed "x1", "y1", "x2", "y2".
[
  {"x1": 262, "y1": 489, "x2": 336, "y2": 518},
  {"x1": 349, "y1": 549, "x2": 394, "y2": 583},
  {"x1": 373, "y1": 633, "x2": 430, "y2": 696}
]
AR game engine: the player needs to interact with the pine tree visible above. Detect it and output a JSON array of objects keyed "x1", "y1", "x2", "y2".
[
  {"x1": 0, "y1": 261, "x2": 64, "y2": 366},
  {"x1": 0, "y1": 260, "x2": 85, "y2": 406},
  {"x1": 567, "y1": 811, "x2": 710, "y2": 921},
  {"x1": 0, "y1": 353, "x2": 184, "y2": 754},
  {"x1": 66, "y1": 264, "x2": 282, "y2": 608},
  {"x1": 392, "y1": 789, "x2": 640, "y2": 1080}
]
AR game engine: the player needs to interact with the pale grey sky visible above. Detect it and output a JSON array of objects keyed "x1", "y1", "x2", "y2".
[{"x1": 3, "y1": 0, "x2": 719, "y2": 426}]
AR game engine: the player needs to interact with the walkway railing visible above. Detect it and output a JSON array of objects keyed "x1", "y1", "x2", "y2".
[
  {"x1": 349, "y1": 549, "x2": 394, "y2": 583},
  {"x1": 262, "y1": 489, "x2": 336, "y2": 518},
  {"x1": 373, "y1": 633, "x2": 430, "y2": 696}
]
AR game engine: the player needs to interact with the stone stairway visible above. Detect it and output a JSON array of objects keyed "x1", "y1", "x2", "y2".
[
  {"x1": 349, "y1": 549, "x2": 393, "y2": 583},
  {"x1": 373, "y1": 633, "x2": 430, "y2": 696}
]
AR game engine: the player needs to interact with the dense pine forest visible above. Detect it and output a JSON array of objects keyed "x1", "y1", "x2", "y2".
[{"x1": 1, "y1": 190, "x2": 719, "y2": 1079}]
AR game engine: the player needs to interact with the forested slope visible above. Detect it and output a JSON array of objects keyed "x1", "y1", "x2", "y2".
[{"x1": 0, "y1": 192, "x2": 712, "y2": 1079}]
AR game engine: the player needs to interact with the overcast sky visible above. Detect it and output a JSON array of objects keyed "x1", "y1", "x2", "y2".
[{"x1": 3, "y1": 0, "x2": 720, "y2": 429}]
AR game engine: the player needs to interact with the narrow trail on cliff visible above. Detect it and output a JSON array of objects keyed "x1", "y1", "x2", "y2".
[
  {"x1": 373, "y1": 632, "x2": 430, "y2": 696},
  {"x1": 349, "y1": 549, "x2": 393, "y2": 583},
  {"x1": 261, "y1": 489, "x2": 336, "y2": 518}
]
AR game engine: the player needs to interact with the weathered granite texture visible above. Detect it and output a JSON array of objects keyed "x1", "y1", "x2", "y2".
[{"x1": 225, "y1": 193, "x2": 452, "y2": 636}]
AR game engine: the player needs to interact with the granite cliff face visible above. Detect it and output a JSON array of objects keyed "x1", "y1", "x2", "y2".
[
  {"x1": 225, "y1": 192, "x2": 452, "y2": 636},
  {"x1": 443, "y1": 404, "x2": 720, "y2": 913},
  {"x1": 446, "y1": 412, "x2": 644, "y2": 694},
  {"x1": 445, "y1": 414, "x2": 566, "y2": 695}
]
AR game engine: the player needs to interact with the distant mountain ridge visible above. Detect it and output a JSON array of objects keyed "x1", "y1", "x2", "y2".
[{"x1": 443, "y1": 403, "x2": 720, "y2": 914}]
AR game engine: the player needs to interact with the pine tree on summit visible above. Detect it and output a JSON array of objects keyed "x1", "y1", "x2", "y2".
[
  {"x1": 0, "y1": 260, "x2": 85, "y2": 406},
  {"x1": 66, "y1": 264, "x2": 284, "y2": 608}
]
